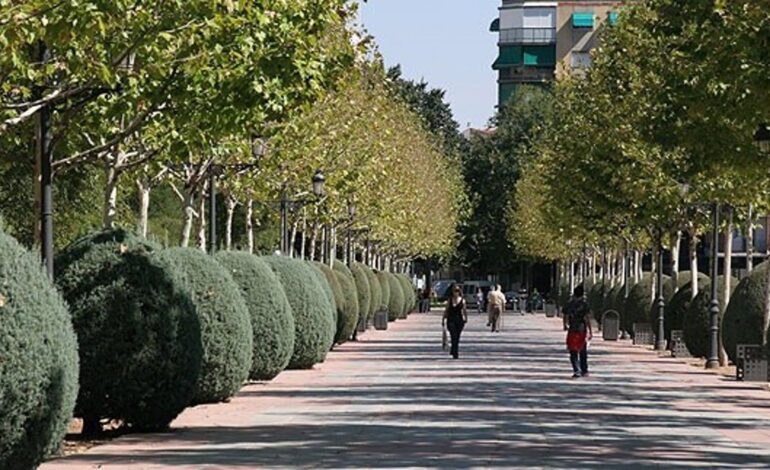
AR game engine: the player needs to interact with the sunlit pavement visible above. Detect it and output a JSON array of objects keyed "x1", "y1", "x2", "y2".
[{"x1": 43, "y1": 310, "x2": 770, "y2": 469}]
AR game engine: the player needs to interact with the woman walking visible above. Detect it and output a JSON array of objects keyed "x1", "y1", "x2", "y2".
[{"x1": 443, "y1": 285, "x2": 468, "y2": 359}]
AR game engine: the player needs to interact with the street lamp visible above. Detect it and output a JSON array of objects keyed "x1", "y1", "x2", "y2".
[
  {"x1": 679, "y1": 181, "x2": 720, "y2": 368},
  {"x1": 754, "y1": 123, "x2": 770, "y2": 154},
  {"x1": 312, "y1": 169, "x2": 326, "y2": 197},
  {"x1": 346, "y1": 201, "x2": 357, "y2": 266}
]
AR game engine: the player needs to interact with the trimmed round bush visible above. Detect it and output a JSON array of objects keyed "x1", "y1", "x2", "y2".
[
  {"x1": 644, "y1": 276, "x2": 677, "y2": 327},
  {"x1": 335, "y1": 270, "x2": 360, "y2": 341},
  {"x1": 55, "y1": 229, "x2": 201, "y2": 432},
  {"x1": 663, "y1": 272, "x2": 708, "y2": 340},
  {"x1": 314, "y1": 262, "x2": 358, "y2": 344},
  {"x1": 333, "y1": 261, "x2": 363, "y2": 333},
  {"x1": 385, "y1": 273, "x2": 404, "y2": 321},
  {"x1": 350, "y1": 263, "x2": 372, "y2": 323},
  {"x1": 263, "y1": 256, "x2": 336, "y2": 369},
  {"x1": 683, "y1": 276, "x2": 738, "y2": 358},
  {"x1": 0, "y1": 231, "x2": 79, "y2": 469},
  {"x1": 154, "y1": 247, "x2": 252, "y2": 404},
  {"x1": 722, "y1": 263, "x2": 770, "y2": 363},
  {"x1": 376, "y1": 271, "x2": 391, "y2": 314},
  {"x1": 214, "y1": 252, "x2": 295, "y2": 381},
  {"x1": 309, "y1": 262, "x2": 339, "y2": 315},
  {"x1": 620, "y1": 273, "x2": 654, "y2": 331},
  {"x1": 556, "y1": 280, "x2": 571, "y2": 308},
  {"x1": 363, "y1": 268, "x2": 382, "y2": 321},
  {"x1": 674, "y1": 270, "x2": 708, "y2": 290},
  {"x1": 396, "y1": 274, "x2": 416, "y2": 315}
]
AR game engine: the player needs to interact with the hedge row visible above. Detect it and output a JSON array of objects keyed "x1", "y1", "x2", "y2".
[
  {"x1": 2, "y1": 227, "x2": 420, "y2": 467},
  {"x1": 588, "y1": 266, "x2": 770, "y2": 363}
]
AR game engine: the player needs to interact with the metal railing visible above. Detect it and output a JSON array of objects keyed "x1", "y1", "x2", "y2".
[{"x1": 499, "y1": 27, "x2": 556, "y2": 44}]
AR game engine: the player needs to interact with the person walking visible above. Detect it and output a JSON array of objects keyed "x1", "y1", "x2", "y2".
[
  {"x1": 443, "y1": 285, "x2": 468, "y2": 359},
  {"x1": 487, "y1": 285, "x2": 506, "y2": 332},
  {"x1": 563, "y1": 284, "x2": 592, "y2": 378},
  {"x1": 476, "y1": 288, "x2": 484, "y2": 314}
]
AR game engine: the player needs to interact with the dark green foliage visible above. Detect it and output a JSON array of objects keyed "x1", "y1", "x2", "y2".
[
  {"x1": 675, "y1": 270, "x2": 708, "y2": 290},
  {"x1": 313, "y1": 262, "x2": 358, "y2": 344},
  {"x1": 308, "y1": 262, "x2": 338, "y2": 316},
  {"x1": 588, "y1": 282, "x2": 607, "y2": 320},
  {"x1": 363, "y1": 268, "x2": 382, "y2": 320},
  {"x1": 683, "y1": 276, "x2": 737, "y2": 358},
  {"x1": 332, "y1": 261, "x2": 364, "y2": 332},
  {"x1": 350, "y1": 263, "x2": 372, "y2": 324},
  {"x1": 153, "y1": 248, "x2": 251, "y2": 404},
  {"x1": 263, "y1": 256, "x2": 335, "y2": 369},
  {"x1": 335, "y1": 270, "x2": 360, "y2": 342},
  {"x1": 214, "y1": 252, "x2": 295, "y2": 381},
  {"x1": 723, "y1": 263, "x2": 770, "y2": 363},
  {"x1": 55, "y1": 229, "x2": 201, "y2": 431},
  {"x1": 396, "y1": 274, "x2": 416, "y2": 315},
  {"x1": 603, "y1": 283, "x2": 623, "y2": 319},
  {"x1": 0, "y1": 231, "x2": 79, "y2": 470},
  {"x1": 377, "y1": 271, "x2": 391, "y2": 314},
  {"x1": 645, "y1": 276, "x2": 676, "y2": 327},
  {"x1": 456, "y1": 86, "x2": 554, "y2": 273},
  {"x1": 399, "y1": 274, "x2": 417, "y2": 314},
  {"x1": 619, "y1": 274, "x2": 652, "y2": 332},
  {"x1": 663, "y1": 273, "x2": 708, "y2": 341},
  {"x1": 385, "y1": 273, "x2": 405, "y2": 321}
]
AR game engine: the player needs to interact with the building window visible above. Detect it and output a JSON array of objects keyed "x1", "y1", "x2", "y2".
[
  {"x1": 572, "y1": 12, "x2": 594, "y2": 29},
  {"x1": 570, "y1": 52, "x2": 592, "y2": 69}
]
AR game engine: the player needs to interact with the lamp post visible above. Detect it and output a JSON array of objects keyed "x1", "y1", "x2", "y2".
[
  {"x1": 280, "y1": 169, "x2": 325, "y2": 256},
  {"x1": 208, "y1": 136, "x2": 267, "y2": 254},
  {"x1": 655, "y1": 228, "x2": 666, "y2": 351},
  {"x1": 679, "y1": 182, "x2": 721, "y2": 368},
  {"x1": 346, "y1": 201, "x2": 356, "y2": 266}
]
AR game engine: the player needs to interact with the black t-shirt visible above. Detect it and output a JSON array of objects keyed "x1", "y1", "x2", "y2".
[{"x1": 564, "y1": 297, "x2": 590, "y2": 333}]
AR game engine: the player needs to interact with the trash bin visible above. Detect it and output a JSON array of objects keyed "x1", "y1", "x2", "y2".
[
  {"x1": 374, "y1": 310, "x2": 388, "y2": 330},
  {"x1": 602, "y1": 310, "x2": 620, "y2": 341}
]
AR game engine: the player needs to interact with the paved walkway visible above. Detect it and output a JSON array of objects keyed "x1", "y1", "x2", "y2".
[{"x1": 43, "y1": 311, "x2": 770, "y2": 469}]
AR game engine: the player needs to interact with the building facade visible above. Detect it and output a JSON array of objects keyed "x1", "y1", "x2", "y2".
[{"x1": 491, "y1": 0, "x2": 623, "y2": 106}]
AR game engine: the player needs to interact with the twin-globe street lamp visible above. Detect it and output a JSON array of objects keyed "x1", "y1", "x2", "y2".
[
  {"x1": 278, "y1": 169, "x2": 326, "y2": 255},
  {"x1": 672, "y1": 123, "x2": 770, "y2": 367}
]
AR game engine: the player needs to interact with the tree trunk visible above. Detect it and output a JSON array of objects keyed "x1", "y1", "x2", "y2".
[
  {"x1": 635, "y1": 250, "x2": 642, "y2": 283},
  {"x1": 722, "y1": 209, "x2": 734, "y2": 368},
  {"x1": 245, "y1": 198, "x2": 254, "y2": 254},
  {"x1": 180, "y1": 189, "x2": 195, "y2": 248},
  {"x1": 300, "y1": 211, "x2": 307, "y2": 260},
  {"x1": 225, "y1": 195, "x2": 237, "y2": 251},
  {"x1": 197, "y1": 185, "x2": 207, "y2": 252},
  {"x1": 651, "y1": 246, "x2": 657, "y2": 304},
  {"x1": 747, "y1": 205, "x2": 755, "y2": 274},
  {"x1": 289, "y1": 218, "x2": 299, "y2": 258},
  {"x1": 330, "y1": 227, "x2": 337, "y2": 268},
  {"x1": 672, "y1": 231, "x2": 681, "y2": 285},
  {"x1": 103, "y1": 162, "x2": 120, "y2": 229},
  {"x1": 136, "y1": 178, "x2": 151, "y2": 238},
  {"x1": 309, "y1": 223, "x2": 318, "y2": 262},
  {"x1": 690, "y1": 230, "x2": 699, "y2": 300}
]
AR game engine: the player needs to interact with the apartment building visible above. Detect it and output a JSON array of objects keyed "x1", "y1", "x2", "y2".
[{"x1": 490, "y1": 0, "x2": 624, "y2": 106}]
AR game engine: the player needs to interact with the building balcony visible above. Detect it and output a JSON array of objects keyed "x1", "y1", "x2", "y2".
[
  {"x1": 499, "y1": 27, "x2": 556, "y2": 44},
  {"x1": 498, "y1": 66, "x2": 554, "y2": 83}
]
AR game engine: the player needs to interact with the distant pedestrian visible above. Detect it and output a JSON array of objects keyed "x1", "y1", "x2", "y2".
[
  {"x1": 443, "y1": 285, "x2": 468, "y2": 359},
  {"x1": 476, "y1": 288, "x2": 484, "y2": 314},
  {"x1": 421, "y1": 287, "x2": 432, "y2": 313},
  {"x1": 487, "y1": 285, "x2": 506, "y2": 332},
  {"x1": 563, "y1": 285, "x2": 592, "y2": 378}
]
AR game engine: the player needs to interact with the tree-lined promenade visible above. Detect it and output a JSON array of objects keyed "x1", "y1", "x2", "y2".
[{"x1": 4, "y1": 0, "x2": 770, "y2": 468}]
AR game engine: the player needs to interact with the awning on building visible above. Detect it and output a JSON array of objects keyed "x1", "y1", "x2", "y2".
[
  {"x1": 572, "y1": 12, "x2": 594, "y2": 28},
  {"x1": 492, "y1": 46, "x2": 522, "y2": 69},
  {"x1": 490, "y1": 18, "x2": 500, "y2": 32}
]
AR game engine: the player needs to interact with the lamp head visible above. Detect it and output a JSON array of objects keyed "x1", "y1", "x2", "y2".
[{"x1": 312, "y1": 169, "x2": 325, "y2": 197}]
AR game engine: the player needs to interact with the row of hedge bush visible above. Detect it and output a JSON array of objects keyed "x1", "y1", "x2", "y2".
[
  {"x1": 0, "y1": 228, "x2": 417, "y2": 469},
  {"x1": 582, "y1": 267, "x2": 767, "y2": 364}
]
